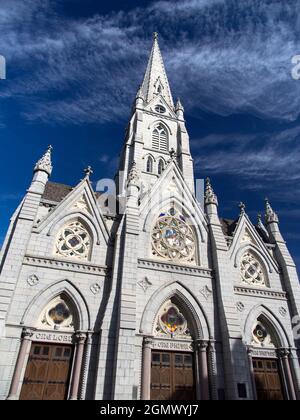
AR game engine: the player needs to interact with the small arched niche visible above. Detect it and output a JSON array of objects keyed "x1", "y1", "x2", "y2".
[{"x1": 36, "y1": 293, "x2": 79, "y2": 332}]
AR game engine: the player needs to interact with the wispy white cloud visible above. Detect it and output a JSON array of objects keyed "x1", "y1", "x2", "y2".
[
  {"x1": 193, "y1": 125, "x2": 300, "y2": 203},
  {"x1": 0, "y1": 0, "x2": 299, "y2": 124}
]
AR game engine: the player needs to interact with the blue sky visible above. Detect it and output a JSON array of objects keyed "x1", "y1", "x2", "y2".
[{"x1": 0, "y1": 0, "x2": 299, "y2": 271}]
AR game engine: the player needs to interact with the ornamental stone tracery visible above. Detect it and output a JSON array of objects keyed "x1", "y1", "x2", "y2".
[
  {"x1": 240, "y1": 251, "x2": 266, "y2": 287},
  {"x1": 55, "y1": 221, "x2": 91, "y2": 261},
  {"x1": 151, "y1": 208, "x2": 196, "y2": 263}
]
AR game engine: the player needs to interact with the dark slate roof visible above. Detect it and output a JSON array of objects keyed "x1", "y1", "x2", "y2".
[
  {"x1": 41, "y1": 181, "x2": 102, "y2": 204},
  {"x1": 220, "y1": 218, "x2": 238, "y2": 237},
  {"x1": 42, "y1": 182, "x2": 73, "y2": 203}
]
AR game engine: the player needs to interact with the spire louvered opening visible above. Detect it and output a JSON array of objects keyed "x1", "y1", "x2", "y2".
[{"x1": 152, "y1": 124, "x2": 168, "y2": 152}]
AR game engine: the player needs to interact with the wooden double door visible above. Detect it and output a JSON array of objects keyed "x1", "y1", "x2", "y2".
[
  {"x1": 253, "y1": 358, "x2": 285, "y2": 400},
  {"x1": 151, "y1": 351, "x2": 196, "y2": 400},
  {"x1": 20, "y1": 342, "x2": 74, "y2": 400}
]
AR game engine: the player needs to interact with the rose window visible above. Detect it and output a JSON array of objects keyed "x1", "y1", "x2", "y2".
[
  {"x1": 151, "y1": 208, "x2": 196, "y2": 262},
  {"x1": 240, "y1": 252, "x2": 265, "y2": 286},
  {"x1": 56, "y1": 221, "x2": 91, "y2": 260}
]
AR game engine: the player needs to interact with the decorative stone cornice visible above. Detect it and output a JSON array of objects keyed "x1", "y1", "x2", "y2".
[
  {"x1": 205, "y1": 178, "x2": 218, "y2": 206},
  {"x1": 138, "y1": 258, "x2": 212, "y2": 277},
  {"x1": 234, "y1": 285, "x2": 287, "y2": 300},
  {"x1": 24, "y1": 255, "x2": 110, "y2": 276},
  {"x1": 34, "y1": 145, "x2": 53, "y2": 176},
  {"x1": 265, "y1": 198, "x2": 279, "y2": 224}
]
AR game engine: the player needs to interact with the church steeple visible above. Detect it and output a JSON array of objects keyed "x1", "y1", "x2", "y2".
[
  {"x1": 140, "y1": 33, "x2": 174, "y2": 109},
  {"x1": 118, "y1": 33, "x2": 195, "y2": 196}
]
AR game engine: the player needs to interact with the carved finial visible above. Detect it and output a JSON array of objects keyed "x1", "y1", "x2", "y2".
[
  {"x1": 205, "y1": 178, "x2": 218, "y2": 206},
  {"x1": 175, "y1": 98, "x2": 184, "y2": 112},
  {"x1": 153, "y1": 32, "x2": 158, "y2": 41},
  {"x1": 239, "y1": 202, "x2": 246, "y2": 215},
  {"x1": 84, "y1": 166, "x2": 93, "y2": 179},
  {"x1": 127, "y1": 161, "x2": 140, "y2": 188},
  {"x1": 34, "y1": 145, "x2": 53, "y2": 176},
  {"x1": 257, "y1": 212, "x2": 269, "y2": 237},
  {"x1": 265, "y1": 198, "x2": 279, "y2": 224}
]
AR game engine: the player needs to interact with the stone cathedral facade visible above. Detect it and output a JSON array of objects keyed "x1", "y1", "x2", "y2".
[{"x1": 0, "y1": 34, "x2": 300, "y2": 401}]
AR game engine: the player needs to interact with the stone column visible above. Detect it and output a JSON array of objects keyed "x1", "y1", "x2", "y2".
[
  {"x1": 79, "y1": 331, "x2": 93, "y2": 400},
  {"x1": 246, "y1": 347, "x2": 257, "y2": 400},
  {"x1": 197, "y1": 340, "x2": 210, "y2": 400},
  {"x1": 7, "y1": 328, "x2": 33, "y2": 400},
  {"x1": 279, "y1": 349, "x2": 297, "y2": 400},
  {"x1": 208, "y1": 341, "x2": 218, "y2": 400},
  {"x1": 69, "y1": 332, "x2": 87, "y2": 400},
  {"x1": 141, "y1": 337, "x2": 153, "y2": 400}
]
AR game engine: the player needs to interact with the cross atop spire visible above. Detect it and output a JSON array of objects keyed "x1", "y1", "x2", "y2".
[
  {"x1": 84, "y1": 166, "x2": 93, "y2": 179},
  {"x1": 34, "y1": 145, "x2": 53, "y2": 176},
  {"x1": 140, "y1": 33, "x2": 174, "y2": 109}
]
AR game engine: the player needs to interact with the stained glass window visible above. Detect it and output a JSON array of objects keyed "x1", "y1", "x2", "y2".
[{"x1": 152, "y1": 208, "x2": 196, "y2": 262}]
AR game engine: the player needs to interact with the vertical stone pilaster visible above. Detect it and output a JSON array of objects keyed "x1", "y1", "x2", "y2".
[
  {"x1": 196, "y1": 340, "x2": 210, "y2": 400},
  {"x1": 246, "y1": 347, "x2": 257, "y2": 400},
  {"x1": 7, "y1": 328, "x2": 33, "y2": 400},
  {"x1": 141, "y1": 337, "x2": 153, "y2": 400},
  {"x1": 69, "y1": 332, "x2": 87, "y2": 400}
]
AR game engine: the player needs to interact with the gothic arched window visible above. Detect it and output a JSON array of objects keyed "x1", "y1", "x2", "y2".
[
  {"x1": 152, "y1": 124, "x2": 168, "y2": 152},
  {"x1": 158, "y1": 159, "x2": 164, "y2": 175},
  {"x1": 55, "y1": 220, "x2": 91, "y2": 261},
  {"x1": 151, "y1": 207, "x2": 196, "y2": 263},
  {"x1": 146, "y1": 156, "x2": 153, "y2": 173},
  {"x1": 240, "y1": 251, "x2": 266, "y2": 287}
]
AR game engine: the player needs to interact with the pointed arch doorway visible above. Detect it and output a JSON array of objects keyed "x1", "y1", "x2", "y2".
[
  {"x1": 141, "y1": 296, "x2": 211, "y2": 401},
  {"x1": 247, "y1": 314, "x2": 296, "y2": 400}
]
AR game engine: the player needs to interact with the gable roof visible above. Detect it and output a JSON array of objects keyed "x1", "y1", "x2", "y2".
[
  {"x1": 41, "y1": 181, "x2": 101, "y2": 204},
  {"x1": 42, "y1": 181, "x2": 73, "y2": 203}
]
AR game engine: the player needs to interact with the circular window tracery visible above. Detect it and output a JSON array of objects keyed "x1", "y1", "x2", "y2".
[
  {"x1": 240, "y1": 251, "x2": 266, "y2": 286},
  {"x1": 55, "y1": 221, "x2": 91, "y2": 260},
  {"x1": 151, "y1": 208, "x2": 196, "y2": 263}
]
